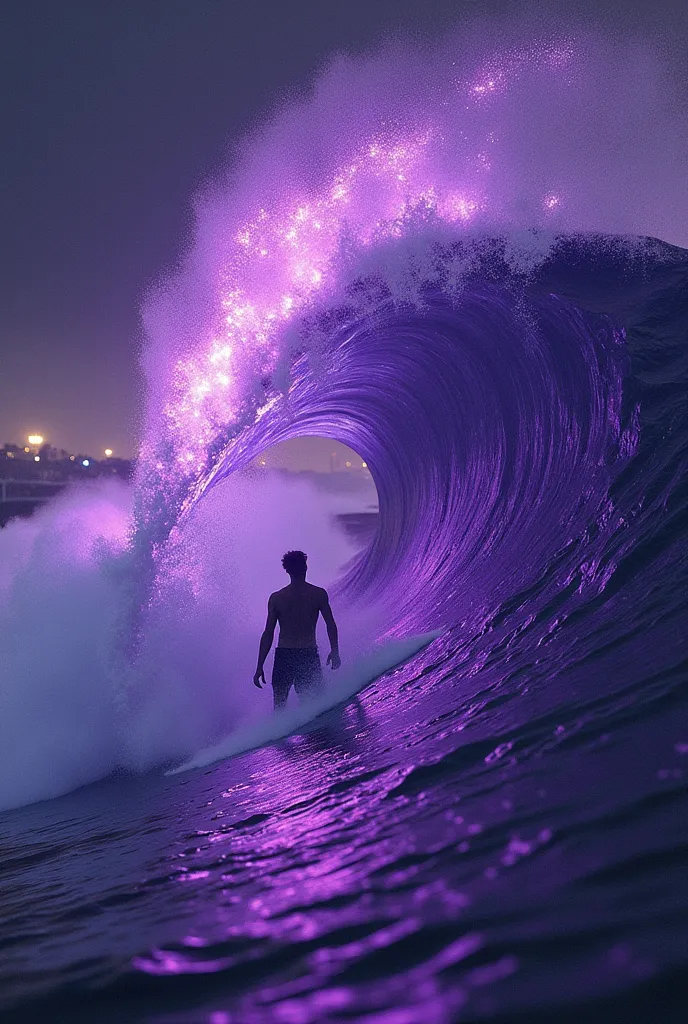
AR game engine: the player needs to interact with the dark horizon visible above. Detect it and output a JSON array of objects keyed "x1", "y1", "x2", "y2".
[{"x1": 0, "y1": 433, "x2": 365, "y2": 473}]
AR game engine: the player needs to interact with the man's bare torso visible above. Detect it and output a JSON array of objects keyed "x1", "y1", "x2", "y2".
[{"x1": 271, "y1": 581, "x2": 327, "y2": 649}]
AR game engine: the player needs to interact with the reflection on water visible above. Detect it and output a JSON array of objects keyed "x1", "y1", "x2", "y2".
[{"x1": 2, "y1": 591, "x2": 686, "y2": 1023}]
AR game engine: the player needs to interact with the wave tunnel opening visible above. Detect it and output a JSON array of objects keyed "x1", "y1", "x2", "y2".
[{"x1": 185, "y1": 267, "x2": 630, "y2": 643}]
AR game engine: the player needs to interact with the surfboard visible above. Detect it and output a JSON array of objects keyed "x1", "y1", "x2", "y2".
[{"x1": 165, "y1": 630, "x2": 441, "y2": 776}]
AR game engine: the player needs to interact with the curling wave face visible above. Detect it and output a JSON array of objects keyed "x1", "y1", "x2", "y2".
[
  {"x1": 133, "y1": 32, "x2": 688, "y2": 644},
  {"x1": 140, "y1": 232, "x2": 685, "y2": 646},
  {"x1": 200, "y1": 252, "x2": 630, "y2": 632}
]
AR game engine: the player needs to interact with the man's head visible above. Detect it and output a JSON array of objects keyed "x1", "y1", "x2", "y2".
[{"x1": 282, "y1": 549, "x2": 307, "y2": 579}]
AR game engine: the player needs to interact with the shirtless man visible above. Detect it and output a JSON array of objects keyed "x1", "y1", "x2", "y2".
[{"x1": 253, "y1": 550, "x2": 341, "y2": 710}]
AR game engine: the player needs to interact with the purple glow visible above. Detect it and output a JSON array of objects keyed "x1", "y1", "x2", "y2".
[{"x1": 137, "y1": 30, "x2": 687, "y2": 538}]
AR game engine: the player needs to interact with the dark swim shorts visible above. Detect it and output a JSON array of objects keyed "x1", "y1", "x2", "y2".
[{"x1": 272, "y1": 647, "x2": 323, "y2": 703}]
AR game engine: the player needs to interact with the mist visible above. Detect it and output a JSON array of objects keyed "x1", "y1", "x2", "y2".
[{"x1": 0, "y1": 469, "x2": 377, "y2": 811}]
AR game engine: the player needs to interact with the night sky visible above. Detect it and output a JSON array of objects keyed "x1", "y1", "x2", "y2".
[
  {"x1": 0, "y1": 0, "x2": 469, "y2": 459},
  {"x1": 0, "y1": 1, "x2": 682, "y2": 459}
]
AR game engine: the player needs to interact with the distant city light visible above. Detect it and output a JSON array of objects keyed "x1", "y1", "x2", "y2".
[
  {"x1": 345, "y1": 461, "x2": 352, "y2": 468},
  {"x1": 34, "y1": 455, "x2": 40, "y2": 462},
  {"x1": 104, "y1": 448, "x2": 113, "y2": 458},
  {"x1": 24, "y1": 447, "x2": 30, "y2": 453},
  {"x1": 362, "y1": 461, "x2": 367, "y2": 468},
  {"x1": 82, "y1": 459, "x2": 90, "y2": 467},
  {"x1": 69, "y1": 455, "x2": 76, "y2": 461},
  {"x1": 28, "y1": 434, "x2": 44, "y2": 446}
]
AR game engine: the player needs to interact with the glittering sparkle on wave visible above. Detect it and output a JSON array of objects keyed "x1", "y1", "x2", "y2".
[
  {"x1": 165, "y1": 135, "x2": 465, "y2": 468},
  {"x1": 159, "y1": 44, "x2": 582, "y2": 474}
]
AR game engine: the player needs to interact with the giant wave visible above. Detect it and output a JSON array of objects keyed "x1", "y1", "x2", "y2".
[{"x1": 0, "y1": 31, "x2": 686, "y2": 815}]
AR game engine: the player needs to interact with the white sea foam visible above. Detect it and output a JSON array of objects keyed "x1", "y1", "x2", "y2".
[{"x1": 0, "y1": 472, "x2": 378, "y2": 811}]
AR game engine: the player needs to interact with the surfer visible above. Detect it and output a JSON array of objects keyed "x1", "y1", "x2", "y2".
[{"x1": 253, "y1": 550, "x2": 341, "y2": 709}]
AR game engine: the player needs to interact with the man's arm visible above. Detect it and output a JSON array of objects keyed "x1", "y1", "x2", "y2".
[
  {"x1": 320, "y1": 590, "x2": 341, "y2": 669},
  {"x1": 254, "y1": 595, "x2": 278, "y2": 688}
]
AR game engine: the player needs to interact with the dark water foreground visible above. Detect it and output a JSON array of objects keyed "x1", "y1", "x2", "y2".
[
  {"x1": 1, "y1": 238, "x2": 687, "y2": 1023},
  {"x1": 1, "y1": 595, "x2": 686, "y2": 1023}
]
